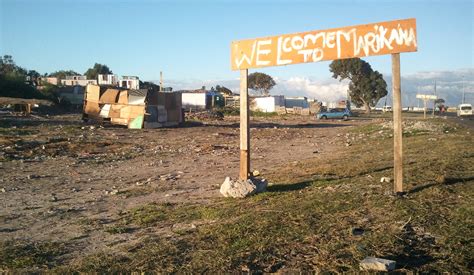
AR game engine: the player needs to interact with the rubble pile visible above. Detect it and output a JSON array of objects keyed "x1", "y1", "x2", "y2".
[
  {"x1": 381, "y1": 120, "x2": 446, "y2": 132},
  {"x1": 186, "y1": 110, "x2": 224, "y2": 121}
]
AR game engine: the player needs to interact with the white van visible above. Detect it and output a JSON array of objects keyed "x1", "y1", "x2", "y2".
[{"x1": 457, "y1": 104, "x2": 473, "y2": 117}]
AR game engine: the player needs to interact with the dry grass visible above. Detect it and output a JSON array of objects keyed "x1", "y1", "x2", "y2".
[{"x1": 1, "y1": 117, "x2": 472, "y2": 272}]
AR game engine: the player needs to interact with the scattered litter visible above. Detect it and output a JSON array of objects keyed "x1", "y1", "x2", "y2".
[
  {"x1": 380, "y1": 177, "x2": 391, "y2": 183},
  {"x1": 1, "y1": 188, "x2": 6, "y2": 193},
  {"x1": 252, "y1": 170, "x2": 260, "y2": 177}
]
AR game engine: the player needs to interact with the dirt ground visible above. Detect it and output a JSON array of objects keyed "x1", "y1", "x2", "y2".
[{"x1": 1, "y1": 113, "x2": 367, "y2": 263}]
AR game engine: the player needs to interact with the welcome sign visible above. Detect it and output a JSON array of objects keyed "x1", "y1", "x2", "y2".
[{"x1": 231, "y1": 18, "x2": 417, "y2": 70}]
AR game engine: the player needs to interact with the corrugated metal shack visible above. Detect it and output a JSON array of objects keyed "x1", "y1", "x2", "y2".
[{"x1": 83, "y1": 84, "x2": 183, "y2": 129}]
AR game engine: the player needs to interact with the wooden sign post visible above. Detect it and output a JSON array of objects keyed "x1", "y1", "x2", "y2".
[
  {"x1": 232, "y1": 18, "x2": 418, "y2": 191},
  {"x1": 240, "y1": 69, "x2": 250, "y2": 180},
  {"x1": 392, "y1": 53, "x2": 403, "y2": 193}
]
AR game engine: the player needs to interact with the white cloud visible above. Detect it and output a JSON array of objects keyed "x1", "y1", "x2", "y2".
[
  {"x1": 152, "y1": 68, "x2": 474, "y2": 107},
  {"x1": 384, "y1": 68, "x2": 474, "y2": 107},
  {"x1": 161, "y1": 76, "x2": 349, "y2": 102},
  {"x1": 272, "y1": 77, "x2": 349, "y2": 102}
]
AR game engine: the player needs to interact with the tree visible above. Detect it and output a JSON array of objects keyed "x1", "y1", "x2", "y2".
[
  {"x1": 49, "y1": 70, "x2": 80, "y2": 80},
  {"x1": 330, "y1": 58, "x2": 387, "y2": 113},
  {"x1": 435, "y1": 98, "x2": 446, "y2": 112},
  {"x1": 0, "y1": 55, "x2": 27, "y2": 80},
  {"x1": 27, "y1": 70, "x2": 40, "y2": 79},
  {"x1": 248, "y1": 72, "x2": 276, "y2": 96},
  {"x1": 84, "y1": 63, "x2": 112, "y2": 80},
  {"x1": 139, "y1": 80, "x2": 161, "y2": 91}
]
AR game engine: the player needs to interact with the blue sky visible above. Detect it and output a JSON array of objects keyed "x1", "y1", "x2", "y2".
[{"x1": 1, "y1": 0, "x2": 473, "y2": 104}]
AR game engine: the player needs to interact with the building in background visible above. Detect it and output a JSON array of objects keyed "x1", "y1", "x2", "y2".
[
  {"x1": 37, "y1": 77, "x2": 58, "y2": 86},
  {"x1": 119, "y1": 76, "x2": 139, "y2": 90},
  {"x1": 61, "y1": 75, "x2": 97, "y2": 86},
  {"x1": 98, "y1": 74, "x2": 118, "y2": 86},
  {"x1": 179, "y1": 88, "x2": 224, "y2": 110},
  {"x1": 285, "y1": 96, "x2": 309, "y2": 109},
  {"x1": 57, "y1": 86, "x2": 84, "y2": 106},
  {"x1": 251, "y1": 95, "x2": 285, "y2": 113}
]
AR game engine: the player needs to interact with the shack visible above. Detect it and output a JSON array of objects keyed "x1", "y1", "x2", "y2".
[
  {"x1": 180, "y1": 90, "x2": 224, "y2": 110},
  {"x1": 83, "y1": 84, "x2": 183, "y2": 129},
  {"x1": 285, "y1": 96, "x2": 310, "y2": 115},
  {"x1": 58, "y1": 86, "x2": 84, "y2": 106},
  {"x1": 251, "y1": 95, "x2": 285, "y2": 113}
]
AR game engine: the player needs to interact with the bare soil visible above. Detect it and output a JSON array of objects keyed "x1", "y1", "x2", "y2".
[
  {"x1": 1, "y1": 112, "x2": 472, "y2": 272},
  {"x1": 0, "y1": 113, "x2": 362, "y2": 263}
]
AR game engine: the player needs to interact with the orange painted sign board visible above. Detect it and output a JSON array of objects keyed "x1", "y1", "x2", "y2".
[{"x1": 231, "y1": 18, "x2": 417, "y2": 70}]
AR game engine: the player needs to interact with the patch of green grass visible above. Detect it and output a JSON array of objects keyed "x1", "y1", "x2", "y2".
[
  {"x1": 403, "y1": 129, "x2": 430, "y2": 137},
  {"x1": 104, "y1": 226, "x2": 134, "y2": 234},
  {"x1": 0, "y1": 241, "x2": 67, "y2": 269},
  {"x1": 350, "y1": 123, "x2": 383, "y2": 134},
  {"x1": 251, "y1": 110, "x2": 279, "y2": 117},
  {"x1": 124, "y1": 202, "x2": 231, "y2": 227},
  {"x1": 219, "y1": 107, "x2": 280, "y2": 118},
  {"x1": 0, "y1": 128, "x2": 38, "y2": 136}
]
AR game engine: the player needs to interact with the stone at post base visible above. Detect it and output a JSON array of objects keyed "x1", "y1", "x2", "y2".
[
  {"x1": 220, "y1": 177, "x2": 268, "y2": 198},
  {"x1": 359, "y1": 257, "x2": 396, "y2": 271}
]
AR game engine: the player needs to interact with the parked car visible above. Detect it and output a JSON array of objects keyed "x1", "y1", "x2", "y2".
[
  {"x1": 317, "y1": 108, "x2": 352, "y2": 120},
  {"x1": 382, "y1": 105, "x2": 392, "y2": 112},
  {"x1": 457, "y1": 104, "x2": 473, "y2": 117}
]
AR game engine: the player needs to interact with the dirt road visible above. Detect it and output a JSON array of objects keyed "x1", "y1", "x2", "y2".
[{"x1": 1, "y1": 113, "x2": 364, "y2": 261}]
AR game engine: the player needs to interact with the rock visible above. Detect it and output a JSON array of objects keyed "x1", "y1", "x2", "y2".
[
  {"x1": 380, "y1": 177, "x2": 391, "y2": 183},
  {"x1": 220, "y1": 177, "x2": 267, "y2": 198},
  {"x1": 1, "y1": 187, "x2": 6, "y2": 193},
  {"x1": 50, "y1": 195, "x2": 58, "y2": 202},
  {"x1": 110, "y1": 189, "x2": 119, "y2": 195},
  {"x1": 27, "y1": 174, "x2": 40, "y2": 180},
  {"x1": 360, "y1": 257, "x2": 396, "y2": 271}
]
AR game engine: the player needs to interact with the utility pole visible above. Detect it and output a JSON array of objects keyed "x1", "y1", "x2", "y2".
[
  {"x1": 462, "y1": 75, "x2": 465, "y2": 104},
  {"x1": 432, "y1": 80, "x2": 436, "y2": 117},
  {"x1": 160, "y1": 71, "x2": 163, "y2": 92}
]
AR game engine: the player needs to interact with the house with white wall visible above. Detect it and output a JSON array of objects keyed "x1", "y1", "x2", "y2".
[
  {"x1": 61, "y1": 75, "x2": 97, "y2": 86},
  {"x1": 98, "y1": 74, "x2": 118, "y2": 86},
  {"x1": 251, "y1": 95, "x2": 285, "y2": 113},
  {"x1": 119, "y1": 76, "x2": 139, "y2": 90}
]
